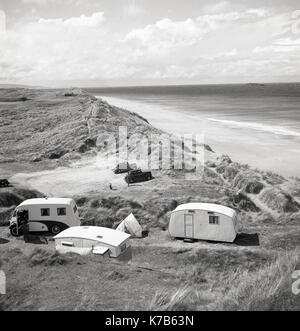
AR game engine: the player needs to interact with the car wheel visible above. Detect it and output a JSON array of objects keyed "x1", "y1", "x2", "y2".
[
  {"x1": 50, "y1": 224, "x2": 61, "y2": 235},
  {"x1": 10, "y1": 225, "x2": 20, "y2": 237}
]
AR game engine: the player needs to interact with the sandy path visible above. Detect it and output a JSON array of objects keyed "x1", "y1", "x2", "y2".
[{"x1": 10, "y1": 158, "x2": 127, "y2": 197}]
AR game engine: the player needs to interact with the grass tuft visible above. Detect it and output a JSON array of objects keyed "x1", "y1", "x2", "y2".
[
  {"x1": 28, "y1": 248, "x2": 84, "y2": 267},
  {"x1": 148, "y1": 286, "x2": 194, "y2": 311}
]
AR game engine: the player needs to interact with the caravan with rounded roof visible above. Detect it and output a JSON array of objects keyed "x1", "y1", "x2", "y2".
[
  {"x1": 54, "y1": 226, "x2": 131, "y2": 257},
  {"x1": 169, "y1": 203, "x2": 238, "y2": 243},
  {"x1": 9, "y1": 198, "x2": 80, "y2": 237}
]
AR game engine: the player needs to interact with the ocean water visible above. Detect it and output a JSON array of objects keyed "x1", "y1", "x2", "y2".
[{"x1": 86, "y1": 84, "x2": 300, "y2": 177}]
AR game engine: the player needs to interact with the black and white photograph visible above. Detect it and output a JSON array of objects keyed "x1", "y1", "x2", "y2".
[{"x1": 0, "y1": 0, "x2": 300, "y2": 314}]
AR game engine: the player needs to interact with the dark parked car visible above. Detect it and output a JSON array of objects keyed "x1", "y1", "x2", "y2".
[
  {"x1": 125, "y1": 170, "x2": 154, "y2": 184},
  {"x1": 114, "y1": 162, "x2": 137, "y2": 174},
  {"x1": 0, "y1": 179, "x2": 10, "y2": 187}
]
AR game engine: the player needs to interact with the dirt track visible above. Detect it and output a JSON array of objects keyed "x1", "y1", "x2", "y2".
[{"x1": 10, "y1": 158, "x2": 128, "y2": 197}]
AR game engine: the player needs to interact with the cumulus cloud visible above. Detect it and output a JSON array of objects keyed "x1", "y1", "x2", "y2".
[
  {"x1": 0, "y1": 11, "x2": 111, "y2": 83},
  {"x1": 38, "y1": 12, "x2": 105, "y2": 27},
  {"x1": 124, "y1": 9, "x2": 271, "y2": 50},
  {"x1": 124, "y1": 18, "x2": 209, "y2": 48},
  {"x1": 0, "y1": 3, "x2": 299, "y2": 85},
  {"x1": 273, "y1": 37, "x2": 300, "y2": 46}
]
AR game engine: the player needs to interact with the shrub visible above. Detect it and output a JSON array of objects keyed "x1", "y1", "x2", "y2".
[
  {"x1": 0, "y1": 206, "x2": 15, "y2": 226},
  {"x1": 0, "y1": 189, "x2": 42, "y2": 208},
  {"x1": 90, "y1": 199, "x2": 100, "y2": 209},
  {"x1": 74, "y1": 196, "x2": 89, "y2": 207},
  {"x1": 233, "y1": 171, "x2": 264, "y2": 194},
  {"x1": 224, "y1": 164, "x2": 240, "y2": 181},
  {"x1": 0, "y1": 192, "x2": 22, "y2": 208}
]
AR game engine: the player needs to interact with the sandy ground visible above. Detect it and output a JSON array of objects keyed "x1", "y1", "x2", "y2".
[{"x1": 9, "y1": 157, "x2": 129, "y2": 197}]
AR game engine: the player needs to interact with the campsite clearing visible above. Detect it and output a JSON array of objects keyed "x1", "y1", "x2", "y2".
[{"x1": 0, "y1": 224, "x2": 299, "y2": 310}]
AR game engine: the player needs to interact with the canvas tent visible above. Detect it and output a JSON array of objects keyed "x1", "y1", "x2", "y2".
[
  {"x1": 116, "y1": 213, "x2": 142, "y2": 238},
  {"x1": 168, "y1": 203, "x2": 238, "y2": 243}
]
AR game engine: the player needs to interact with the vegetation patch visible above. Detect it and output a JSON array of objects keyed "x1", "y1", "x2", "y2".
[
  {"x1": 259, "y1": 187, "x2": 300, "y2": 213},
  {"x1": 28, "y1": 248, "x2": 84, "y2": 267}
]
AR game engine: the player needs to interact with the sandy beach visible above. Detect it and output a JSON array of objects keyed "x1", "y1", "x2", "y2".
[{"x1": 92, "y1": 83, "x2": 300, "y2": 178}]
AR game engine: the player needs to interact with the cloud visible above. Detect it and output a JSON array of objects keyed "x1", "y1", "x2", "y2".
[
  {"x1": 124, "y1": 9, "x2": 271, "y2": 50},
  {"x1": 273, "y1": 37, "x2": 300, "y2": 46},
  {"x1": 22, "y1": 0, "x2": 49, "y2": 4},
  {"x1": 0, "y1": 11, "x2": 110, "y2": 83},
  {"x1": 202, "y1": 1, "x2": 231, "y2": 14},
  {"x1": 124, "y1": 18, "x2": 209, "y2": 48},
  {"x1": 225, "y1": 48, "x2": 238, "y2": 56},
  {"x1": 0, "y1": 10, "x2": 6, "y2": 33},
  {"x1": 253, "y1": 45, "x2": 298, "y2": 53},
  {"x1": 0, "y1": 4, "x2": 299, "y2": 85},
  {"x1": 123, "y1": 2, "x2": 145, "y2": 17},
  {"x1": 252, "y1": 37, "x2": 300, "y2": 54},
  {"x1": 38, "y1": 12, "x2": 105, "y2": 27}
]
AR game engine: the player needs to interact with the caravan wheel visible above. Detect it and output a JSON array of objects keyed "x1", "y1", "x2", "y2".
[
  {"x1": 50, "y1": 224, "x2": 61, "y2": 235},
  {"x1": 10, "y1": 225, "x2": 20, "y2": 237}
]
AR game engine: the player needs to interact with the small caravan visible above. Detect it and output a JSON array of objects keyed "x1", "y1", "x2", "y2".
[
  {"x1": 9, "y1": 198, "x2": 80, "y2": 237},
  {"x1": 54, "y1": 226, "x2": 131, "y2": 257},
  {"x1": 169, "y1": 203, "x2": 238, "y2": 243}
]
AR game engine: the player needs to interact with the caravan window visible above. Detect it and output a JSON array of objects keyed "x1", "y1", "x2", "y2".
[
  {"x1": 57, "y1": 208, "x2": 66, "y2": 216},
  {"x1": 41, "y1": 208, "x2": 50, "y2": 216},
  {"x1": 73, "y1": 205, "x2": 78, "y2": 214},
  {"x1": 209, "y1": 215, "x2": 219, "y2": 225}
]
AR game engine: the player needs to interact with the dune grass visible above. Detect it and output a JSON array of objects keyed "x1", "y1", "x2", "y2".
[
  {"x1": 148, "y1": 250, "x2": 300, "y2": 311},
  {"x1": 148, "y1": 286, "x2": 194, "y2": 311},
  {"x1": 28, "y1": 248, "x2": 84, "y2": 267},
  {"x1": 215, "y1": 250, "x2": 300, "y2": 311}
]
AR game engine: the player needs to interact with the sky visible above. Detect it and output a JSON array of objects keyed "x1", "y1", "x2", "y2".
[{"x1": 0, "y1": 0, "x2": 300, "y2": 87}]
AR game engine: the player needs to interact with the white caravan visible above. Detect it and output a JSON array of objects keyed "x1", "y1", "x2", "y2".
[
  {"x1": 9, "y1": 198, "x2": 80, "y2": 237},
  {"x1": 54, "y1": 226, "x2": 131, "y2": 257},
  {"x1": 169, "y1": 203, "x2": 238, "y2": 243}
]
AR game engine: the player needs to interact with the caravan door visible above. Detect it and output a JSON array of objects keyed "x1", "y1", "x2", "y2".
[{"x1": 184, "y1": 214, "x2": 194, "y2": 238}]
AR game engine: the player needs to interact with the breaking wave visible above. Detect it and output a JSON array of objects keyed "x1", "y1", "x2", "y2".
[{"x1": 207, "y1": 118, "x2": 300, "y2": 137}]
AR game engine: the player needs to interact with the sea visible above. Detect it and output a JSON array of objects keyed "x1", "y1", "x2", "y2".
[{"x1": 86, "y1": 83, "x2": 300, "y2": 178}]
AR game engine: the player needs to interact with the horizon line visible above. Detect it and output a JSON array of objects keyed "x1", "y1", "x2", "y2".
[{"x1": 1, "y1": 81, "x2": 300, "y2": 90}]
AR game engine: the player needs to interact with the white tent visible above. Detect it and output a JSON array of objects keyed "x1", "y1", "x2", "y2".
[{"x1": 116, "y1": 213, "x2": 142, "y2": 238}]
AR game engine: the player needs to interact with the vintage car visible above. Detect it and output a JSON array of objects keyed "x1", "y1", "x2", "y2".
[{"x1": 124, "y1": 170, "x2": 154, "y2": 184}]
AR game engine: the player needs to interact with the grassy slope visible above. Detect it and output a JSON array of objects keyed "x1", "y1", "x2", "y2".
[
  {"x1": 0, "y1": 88, "x2": 299, "y2": 311},
  {"x1": 0, "y1": 88, "x2": 157, "y2": 164}
]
